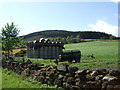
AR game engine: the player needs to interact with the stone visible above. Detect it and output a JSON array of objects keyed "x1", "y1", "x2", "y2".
[
  {"x1": 29, "y1": 70, "x2": 35, "y2": 75},
  {"x1": 87, "y1": 81, "x2": 102, "y2": 89},
  {"x1": 66, "y1": 73, "x2": 75, "y2": 78},
  {"x1": 36, "y1": 64, "x2": 45, "y2": 70},
  {"x1": 57, "y1": 63, "x2": 69, "y2": 72},
  {"x1": 58, "y1": 87, "x2": 64, "y2": 89},
  {"x1": 67, "y1": 77, "x2": 75, "y2": 85},
  {"x1": 106, "y1": 85, "x2": 120, "y2": 90},
  {"x1": 113, "y1": 85, "x2": 120, "y2": 89},
  {"x1": 86, "y1": 69, "x2": 92, "y2": 74},
  {"x1": 33, "y1": 76, "x2": 38, "y2": 81},
  {"x1": 6, "y1": 61, "x2": 12, "y2": 66},
  {"x1": 21, "y1": 71, "x2": 28, "y2": 77},
  {"x1": 68, "y1": 66, "x2": 78, "y2": 73},
  {"x1": 40, "y1": 67, "x2": 48, "y2": 71},
  {"x1": 101, "y1": 83, "x2": 107, "y2": 90},
  {"x1": 45, "y1": 65, "x2": 55, "y2": 69},
  {"x1": 75, "y1": 81, "x2": 80, "y2": 86},
  {"x1": 109, "y1": 70, "x2": 120, "y2": 77},
  {"x1": 46, "y1": 72, "x2": 55, "y2": 79},
  {"x1": 76, "y1": 82, "x2": 90, "y2": 89},
  {"x1": 5, "y1": 60, "x2": 120, "y2": 89},
  {"x1": 53, "y1": 72, "x2": 59, "y2": 80},
  {"x1": 28, "y1": 63, "x2": 39, "y2": 70},
  {"x1": 70, "y1": 85, "x2": 81, "y2": 90},
  {"x1": 95, "y1": 75, "x2": 104, "y2": 83},
  {"x1": 63, "y1": 82, "x2": 70, "y2": 89},
  {"x1": 16, "y1": 67, "x2": 23, "y2": 74},
  {"x1": 25, "y1": 59, "x2": 32, "y2": 64},
  {"x1": 34, "y1": 71, "x2": 40, "y2": 76},
  {"x1": 40, "y1": 72, "x2": 46, "y2": 77},
  {"x1": 13, "y1": 62, "x2": 19, "y2": 67},
  {"x1": 54, "y1": 79, "x2": 63, "y2": 87},
  {"x1": 86, "y1": 74, "x2": 95, "y2": 81},
  {"x1": 39, "y1": 76, "x2": 45, "y2": 84},
  {"x1": 19, "y1": 62, "x2": 27, "y2": 68},
  {"x1": 75, "y1": 78, "x2": 80, "y2": 82},
  {"x1": 106, "y1": 85, "x2": 114, "y2": 90},
  {"x1": 63, "y1": 76, "x2": 67, "y2": 82},
  {"x1": 58, "y1": 74, "x2": 64, "y2": 80},
  {"x1": 24, "y1": 68, "x2": 30, "y2": 76},
  {"x1": 80, "y1": 75, "x2": 86, "y2": 81},
  {"x1": 75, "y1": 69, "x2": 87, "y2": 76},
  {"x1": 44, "y1": 76, "x2": 54, "y2": 85},
  {"x1": 75, "y1": 69, "x2": 87, "y2": 81},
  {"x1": 96, "y1": 68, "x2": 108, "y2": 75},
  {"x1": 45, "y1": 67, "x2": 51, "y2": 71},
  {"x1": 102, "y1": 75, "x2": 119, "y2": 85},
  {"x1": 37, "y1": 66, "x2": 46, "y2": 71},
  {"x1": 90, "y1": 70, "x2": 99, "y2": 76}
]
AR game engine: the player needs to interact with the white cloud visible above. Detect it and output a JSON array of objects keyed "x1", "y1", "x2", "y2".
[
  {"x1": 111, "y1": 0, "x2": 120, "y2": 3},
  {"x1": 88, "y1": 20, "x2": 118, "y2": 37}
]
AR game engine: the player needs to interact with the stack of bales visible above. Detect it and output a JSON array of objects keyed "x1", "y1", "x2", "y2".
[{"x1": 26, "y1": 38, "x2": 64, "y2": 59}]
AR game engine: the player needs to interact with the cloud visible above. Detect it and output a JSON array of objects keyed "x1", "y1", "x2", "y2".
[
  {"x1": 88, "y1": 20, "x2": 118, "y2": 37},
  {"x1": 111, "y1": 0, "x2": 120, "y2": 3}
]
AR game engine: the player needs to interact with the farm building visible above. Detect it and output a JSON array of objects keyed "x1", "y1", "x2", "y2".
[{"x1": 26, "y1": 38, "x2": 64, "y2": 59}]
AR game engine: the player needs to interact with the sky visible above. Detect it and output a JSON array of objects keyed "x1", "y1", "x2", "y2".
[{"x1": 0, "y1": 0, "x2": 119, "y2": 37}]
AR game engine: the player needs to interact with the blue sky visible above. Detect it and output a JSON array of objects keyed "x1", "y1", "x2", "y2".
[{"x1": 0, "y1": 1, "x2": 119, "y2": 36}]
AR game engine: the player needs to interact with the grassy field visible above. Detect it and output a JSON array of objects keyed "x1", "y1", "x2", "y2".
[
  {"x1": 64, "y1": 41, "x2": 119, "y2": 69},
  {"x1": 15, "y1": 40, "x2": 119, "y2": 69},
  {"x1": 65, "y1": 40, "x2": 118, "y2": 60},
  {"x1": 2, "y1": 40, "x2": 119, "y2": 88},
  {"x1": 2, "y1": 68, "x2": 57, "y2": 88}
]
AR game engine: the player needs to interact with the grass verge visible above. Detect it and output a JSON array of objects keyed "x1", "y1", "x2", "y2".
[{"x1": 2, "y1": 68, "x2": 57, "y2": 88}]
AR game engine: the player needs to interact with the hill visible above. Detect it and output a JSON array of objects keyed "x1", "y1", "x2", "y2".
[{"x1": 21, "y1": 30, "x2": 116, "y2": 41}]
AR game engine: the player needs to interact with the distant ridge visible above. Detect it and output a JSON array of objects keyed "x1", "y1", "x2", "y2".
[{"x1": 21, "y1": 30, "x2": 116, "y2": 41}]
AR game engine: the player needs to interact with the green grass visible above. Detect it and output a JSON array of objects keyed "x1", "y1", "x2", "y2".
[
  {"x1": 64, "y1": 41, "x2": 118, "y2": 60},
  {"x1": 2, "y1": 41, "x2": 119, "y2": 88},
  {"x1": 2, "y1": 68, "x2": 57, "y2": 88},
  {"x1": 15, "y1": 41, "x2": 119, "y2": 69},
  {"x1": 64, "y1": 41, "x2": 119, "y2": 69}
]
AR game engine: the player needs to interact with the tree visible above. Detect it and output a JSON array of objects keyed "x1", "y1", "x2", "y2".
[
  {"x1": 100, "y1": 36, "x2": 108, "y2": 40},
  {"x1": 76, "y1": 35, "x2": 81, "y2": 43},
  {"x1": 109, "y1": 35, "x2": 116, "y2": 40},
  {"x1": 1, "y1": 22, "x2": 22, "y2": 58}
]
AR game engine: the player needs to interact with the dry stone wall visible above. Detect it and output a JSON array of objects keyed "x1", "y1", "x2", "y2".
[{"x1": 2, "y1": 60, "x2": 120, "y2": 90}]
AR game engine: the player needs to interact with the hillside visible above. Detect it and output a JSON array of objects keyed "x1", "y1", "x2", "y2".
[{"x1": 21, "y1": 30, "x2": 116, "y2": 41}]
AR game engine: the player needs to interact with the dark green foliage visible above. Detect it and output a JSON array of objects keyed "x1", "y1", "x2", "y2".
[
  {"x1": 21, "y1": 30, "x2": 118, "y2": 42},
  {"x1": 109, "y1": 35, "x2": 117, "y2": 40},
  {"x1": 1, "y1": 22, "x2": 22, "y2": 57}
]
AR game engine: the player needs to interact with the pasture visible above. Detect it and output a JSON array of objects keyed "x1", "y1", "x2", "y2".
[
  {"x1": 2, "y1": 69, "x2": 57, "y2": 88},
  {"x1": 15, "y1": 40, "x2": 119, "y2": 69},
  {"x1": 64, "y1": 40, "x2": 119, "y2": 69},
  {"x1": 2, "y1": 40, "x2": 119, "y2": 88},
  {"x1": 65, "y1": 40, "x2": 118, "y2": 60}
]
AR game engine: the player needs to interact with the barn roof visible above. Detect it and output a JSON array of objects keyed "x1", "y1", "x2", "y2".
[{"x1": 26, "y1": 38, "x2": 64, "y2": 47}]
